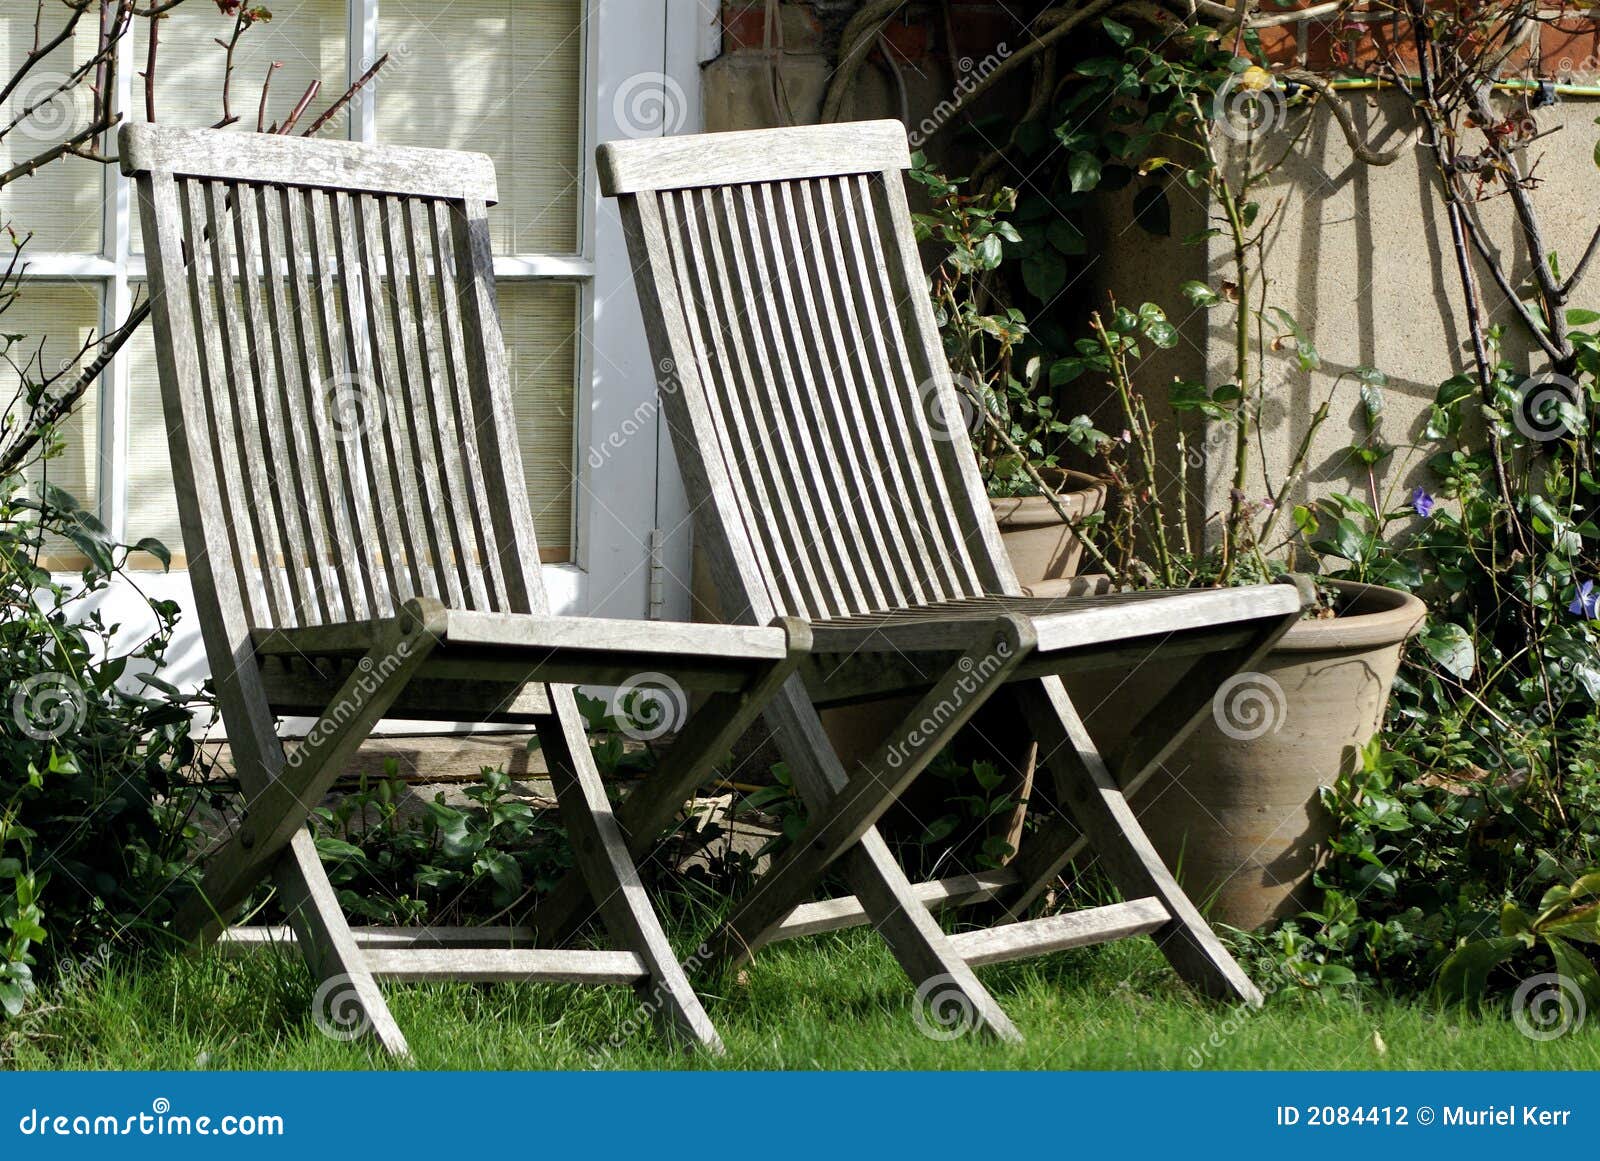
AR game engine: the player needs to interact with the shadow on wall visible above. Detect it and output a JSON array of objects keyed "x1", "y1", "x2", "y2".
[{"x1": 1085, "y1": 92, "x2": 1600, "y2": 546}]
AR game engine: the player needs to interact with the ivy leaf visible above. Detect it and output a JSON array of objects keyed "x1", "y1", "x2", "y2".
[
  {"x1": 1068, "y1": 151, "x2": 1102, "y2": 193},
  {"x1": 1180, "y1": 280, "x2": 1221, "y2": 307},
  {"x1": 1021, "y1": 253, "x2": 1067, "y2": 301},
  {"x1": 1422, "y1": 622, "x2": 1476, "y2": 679},
  {"x1": 1567, "y1": 308, "x2": 1600, "y2": 326},
  {"x1": 1100, "y1": 15, "x2": 1134, "y2": 44}
]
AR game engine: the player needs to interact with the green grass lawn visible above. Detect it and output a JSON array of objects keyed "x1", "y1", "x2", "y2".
[{"x1": 7, "y1": 930, "x2": 1595, "y2": 1070}]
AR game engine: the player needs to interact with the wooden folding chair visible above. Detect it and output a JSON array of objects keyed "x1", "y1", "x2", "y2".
[
  {"x1": 121, "y1": 124, "x2": 809, "y2": 1057},
  {"x1": 599, "y1": 121, "x2": 1312, "y2": 1041}
]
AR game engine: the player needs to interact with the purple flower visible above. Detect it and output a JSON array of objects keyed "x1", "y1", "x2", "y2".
[
  {"x1": 1571, "y1": 580, "x2": 1600, "y2": 620},
  {"x1": 1412, "y1": 487, "x2": 1436, "y2": 518}
]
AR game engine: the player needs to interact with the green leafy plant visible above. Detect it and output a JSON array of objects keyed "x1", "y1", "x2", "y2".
[
  {"x1": 1, "y1": 447, "x2": 207, "y2": 1018},
  {"x1": 1436, "y1": 873, "x2": 1600, "y2": 1009}
]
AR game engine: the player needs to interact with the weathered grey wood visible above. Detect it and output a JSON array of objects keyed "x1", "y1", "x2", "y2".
[
  {"x1": 179, "y1": 599, "x2": 445, "y2": 937},
  {"x1": 710, "y1": 619, "x2": 1032, "y2": 968},
  {"x1": 121, "y1": 123, "x2": 498, "y2": 203},
  {"x1": 747, "y1": 679, "x2": 1025, "y2": 1044},
  {"x1": 597, "y1": 120, "x2": 910, "y2": 195},
  {"x1": 125, "y1": 124, "x2": 810, "y2": 1059},
  {"x1": 769, "y1": 869, "x2": 1018, "y2": 941},
  {"x1": 533, "y1": 686, "x2": 723, "y2": 1050},
  {"x1": 367, "y1": 948, "x2": 649, "y2": 985},
  {"x1": 534, "y1": 617, "x2": 811, "y2": 944},
  {"x1": 274, "y1": 830, "x2": 411, "y2": 1056},
  {"x1": 607, "y1": 120, "x2": 1303, "y2": 1037},
  {"x1": 220, "y1": 925, "x2": 541, "y2": 951},
  {"x1": 949, "y1": 898, "x2": 1169, "y2": 967},
  {"x1": 1015, "y1": 675, "x2": 1264, "y2": 1004}
]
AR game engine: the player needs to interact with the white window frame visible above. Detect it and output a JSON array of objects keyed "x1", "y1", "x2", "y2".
[{"x1": 21, "y1": 0, "x2": 702, "y2": 634}]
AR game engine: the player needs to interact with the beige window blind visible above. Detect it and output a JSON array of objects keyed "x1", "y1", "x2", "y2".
[
  {"x1": 374, "y1": 0, "x2": 583, "y2": 257},
  {"x1": 4, "y1": 284, "x2": 101, "y2": 564},
  {"x1": 0, "y1": 11, "x2": 103, "y2": 252}
]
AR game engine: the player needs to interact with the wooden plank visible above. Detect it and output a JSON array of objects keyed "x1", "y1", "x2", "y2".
[
  {"x1": 533, "y1": 617, "x2": 810, "y2": 944},
  {"x1": 534, "y1": 686, "x2": 724, "y2": 1051},
  {"x1": 448, "y1": 198, "x2": 545, "y2": 614},
  {"x1": 175, "y1": 601, "x2": 445, "y2": 931},
  {"x1": 1031, "y1": 585, "x2": 1303, "y2": 654},
  {"x1": 769, "y1": 868, "x2": 1017, "y2": 941},
  {"x1": 120, "y1": 123, "x2": 498, "y2": 203},
  {"x1": 219, "y1": 925, "x2": 539, "y2": 951},
  {"x1": 710, "y1": 620, "x2": 1031, "y2": 965},
  {"x1": 597, "y1": 120, "x2": 911, "y2": 195},
  {"x1": 949, "y1": 898, "x2": 1169, "y2": 967},
  {"x1": 1014, "y1": 675, "x2": 1263, "y2": 1005},
  {"x1": 368, "y1": 947, "x2": 648, "y2": 985}
]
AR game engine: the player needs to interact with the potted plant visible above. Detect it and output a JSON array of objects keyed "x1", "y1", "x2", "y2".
[
  {"x1": 912, "y1": 164, "x2": 1108, "y2": 592},
  {"x1": 1041, "y1": 288, "x2": 1426, "y2": 929}
]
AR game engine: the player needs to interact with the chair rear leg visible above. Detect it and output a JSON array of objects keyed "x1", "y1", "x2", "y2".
[
  {"x1": 535, "y1": 686, "x2": 724, "y2": 1053},
  {"x1": 753, "y1": 680, "x2": 1023, "y2": 1042},
  {"x1": 1014, "y1": 676, "x2": 1261, "y2": 1005},
  {"x1": 274, "y1": 830, "x2": 411, "y2": 1057}
]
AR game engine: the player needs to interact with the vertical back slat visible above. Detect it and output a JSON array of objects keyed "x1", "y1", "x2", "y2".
[
  {"x1": 381, "y1": 196, "x2": 459, "y2": 607},
  {"x1": 744, "y1": 182, "x2": 876, "y2": 615},
  {"x1": 308, "y1": 188, "x2": 391, "y2": 617},
  {"x1": 184, "y1": 180, "x2": 266, "y2": 628},
  {"x1": 257, "y1": 183, "x2": 337, "y2": 625},
  {"x1": 429, "y1": 200, "x2": 510, "y2": 610},
  {"x1": 447, "y1": 197, "x2": 545, "y2": 614},
  {"x1": 354, "y1": 192, "x2": 432, "y2": 602},
  {"x1": 675, "y1": 188, "x2": 823, "y2": 617},
  {"x1": 405, "y1": 199, "x2": 491, "y2": 610},
  {"x1": 284, "y1": 188, "x2": 370, "y2": 621},
  {"x1": 233, "y1": 181, "x2": 317, "y2": 623}
]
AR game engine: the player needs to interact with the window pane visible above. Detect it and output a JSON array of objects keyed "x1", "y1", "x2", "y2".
[
  {"x1": 130, "y1": 1, "x2": 347, "y2": 253},
  {"x1": 0, "y1": 11, "x2": 103, "y2": 251},
  {"x1": 123, "y1": 313, "x2": 182, "y2": 564},
  {"x1": 375, "y1": 0, "x2": 582, "y2": 256},
  {"x1": 125, "y1": 281, "x2": 577, "y2": 563},
  {"x1": 2, "y1": 283, "x2": 101, "y2": 559},
  {"x1": 501, "y1": 282, "x2": 577, "y2": 559}
]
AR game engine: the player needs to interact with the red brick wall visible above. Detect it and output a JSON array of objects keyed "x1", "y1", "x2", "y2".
[{"x1": 1256, "y1": 4, "x2": 1600, "y2": 80}]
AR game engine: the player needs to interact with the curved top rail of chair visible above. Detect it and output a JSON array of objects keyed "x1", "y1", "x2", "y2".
[
  {"x1": 596, "y1": 119, "x2": 912, "y2": 196},
  {"x1": 118, "y1": 123, "x2": 498, "y2": 205}
]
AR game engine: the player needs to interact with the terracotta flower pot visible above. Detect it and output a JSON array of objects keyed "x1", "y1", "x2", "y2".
[
  {"x1": 988, "y1": 469, "x2": 1107, "y2": 590},
  {"x1": 1072, "y1": 580, "x2": 1426, "y2": 930}
]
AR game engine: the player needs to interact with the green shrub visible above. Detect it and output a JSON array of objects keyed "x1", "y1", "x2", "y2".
[{"x1": 1, "y1": 449, "x2": 208, "y2": 1018}]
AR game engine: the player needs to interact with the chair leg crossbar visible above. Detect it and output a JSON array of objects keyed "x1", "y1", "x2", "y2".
[
  {"x1": 186, "y1": 606, "x2": 809, "y2": 1059},
  {"x1": 690, "y1": 623, "x2": 1283, "y2": 1043}
]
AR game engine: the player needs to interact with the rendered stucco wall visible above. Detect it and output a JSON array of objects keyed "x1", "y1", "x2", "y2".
[{"x1": 1090, "y1": 93, "x2": 1600, "y2": 547}]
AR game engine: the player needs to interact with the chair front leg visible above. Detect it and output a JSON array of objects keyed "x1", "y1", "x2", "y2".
[
  {"x1": 533, "y1": 618, "x2": 809, "y2": 945},
  {"x1": 176, "y1": 599, "x2": 445, "y2": 942},
  {"x1": 1013, "y1": 675, "x2": 1262, "y2": 1005},
  {"x1": 708, "y1": 617, "x2": 1032, "y2": 971}
]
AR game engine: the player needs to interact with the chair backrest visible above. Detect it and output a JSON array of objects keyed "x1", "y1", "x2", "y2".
[
  {"x1": 600, "y1": 121, "x2": 1019, "y2": 627},
  {"x1": 121, "y1": 125, "x2": 548, "y2": 655}
]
